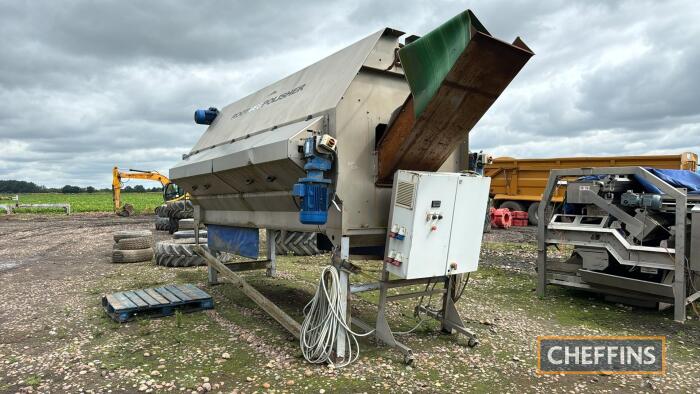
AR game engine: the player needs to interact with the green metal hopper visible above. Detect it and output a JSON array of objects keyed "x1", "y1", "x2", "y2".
[{"x1": 376, "y1": 10, "x2": 534, "y2": 183}]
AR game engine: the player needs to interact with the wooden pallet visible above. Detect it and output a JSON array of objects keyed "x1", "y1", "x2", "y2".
[{"x1": 102, "y1": 284, "x2": 213, "y2": 322}]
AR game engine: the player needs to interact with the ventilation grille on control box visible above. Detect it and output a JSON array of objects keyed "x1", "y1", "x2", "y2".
[{"x1": 395, "y1": 181, "x2": 415, "y2": 209}]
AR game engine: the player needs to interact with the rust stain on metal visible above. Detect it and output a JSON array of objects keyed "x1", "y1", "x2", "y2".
[{"x1": 377, "y1": 31, "x2": 534, "y2": 184}]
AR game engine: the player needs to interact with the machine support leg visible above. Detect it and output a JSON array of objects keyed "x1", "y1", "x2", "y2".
[
  {"x1": 208, "y1": 262, "x2": 220, "y2": 285},
  {"x1": 536, "y1": 247, "x2": 546, "y2": 297},
  {"x1": 375, "y1": 281, "x2": 395, "y2": 343},
  {"x1": 439, "y1": 276, "x2": 478, "y2": 346},
  {"x1": 336, "y1": 267, "x2": 349, "y2": 360},
  {"x1": 374, "y1": 264, "x2": 414, "y2": 364},
  {"x1": 196, "y1": 206, "x2": 220, "y2": 285},
  {"x1": 334, "y1": 237, "x2": 351, "y2": 361},
  {"x1": 440, "y1": 276, "x2": 456, "y2": 333},
  {"x1": 194, "y1": 205, "x2": 201, "y2": 244},
  {"x1": 536, "y1": 173, "x2": 558, "y2": 298},
  {"x1": 266, "y1": 229, "x2": 276, "y2": 277},
  {"x1": 673, "y1": 197, "x2": 687, "y2": 322}
]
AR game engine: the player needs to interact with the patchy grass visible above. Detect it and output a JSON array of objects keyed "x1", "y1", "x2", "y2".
[
  {"x1": 466, "y1": 261, "x2": 700, "y2": 365},
  {"x1": 24, "y1": 375, "x2": 41, "y2": 387},
  {"x1": 2, "y1": 217, "x2": 699, "y2": 393},
  {"x1": 90, "y1": 311, "x2": 260, "y2": 389},
  {"x1": 6, "y1": 192, "x2": 163, "y2": 214}
]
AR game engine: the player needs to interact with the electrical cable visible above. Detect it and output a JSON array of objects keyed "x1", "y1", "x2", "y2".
[
  {"x1": 453, "y1": 273, "x2": 470, "y2": 302},
  {"x1": 300, "y1": 265, "x2": 375, "y2": 368},
  {"x1": 391, "y1": 317, "x2": 427, "y2": 335},
  {"x1": 390, "y1": 280, "x2": 432, "y2": 336}
]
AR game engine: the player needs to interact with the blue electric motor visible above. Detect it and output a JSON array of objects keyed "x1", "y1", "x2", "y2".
[
  {"x1": 292, "y1": 137, "x2": 333, "y2": 225},
  {"x1": 194, "y1": 107, "x2": 219, "y2": 125}
]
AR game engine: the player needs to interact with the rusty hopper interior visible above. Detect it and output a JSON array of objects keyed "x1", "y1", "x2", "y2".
[{"x1": 170, "y1": 10, "x2": 534, "y2": 251}]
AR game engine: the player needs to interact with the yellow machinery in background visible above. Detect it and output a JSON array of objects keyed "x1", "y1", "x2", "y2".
[
  {"x1": 484, "y1": 152, "x2": 698, "y2": 225},
  {"x1": 112, "y1": 166, "x2": 185, "y2": 216}
]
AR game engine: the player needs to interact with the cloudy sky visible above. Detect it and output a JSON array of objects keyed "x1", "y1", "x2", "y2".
[{"x1": 1, "y1": 0, "x2": 698, "y2": 187}]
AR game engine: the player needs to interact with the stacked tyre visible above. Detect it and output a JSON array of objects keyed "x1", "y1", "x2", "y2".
[
  {"x1": 112, "y1": 230, "x2": 154, "y2": 263},
  {"x1": 155, "y1": 239, "x2": 208, "y2": 267},
  {"x1": 177, "y1": 218, "x2": 202, "y2": 231},
  {"x1": 173, "y1": 229, "x2": 208, "y2": 239},
  {"x1": 154, "y1": 204, "x2": 171, "y2": 231},
  {"x1": 165, "y1": 200, "x2": 194, "y2": 234},
  {"x1": 274, "y1": 231, "x2": 321, "y2": 256}
]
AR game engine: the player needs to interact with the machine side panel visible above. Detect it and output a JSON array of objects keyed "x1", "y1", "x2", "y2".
[
  {"x1": 207, "y1": 225, "x2": 260, "y2": 259},
  {"x1": 189, "y1": 30, "x2": 385, "y2": 154},
  {"x1": 333, "y1": 69, "x2": 410, "y2": 240}
]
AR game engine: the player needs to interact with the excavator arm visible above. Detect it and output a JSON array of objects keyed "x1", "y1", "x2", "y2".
[{"x1": 112, "y1": 166, "x2": 182, "y2": 216}]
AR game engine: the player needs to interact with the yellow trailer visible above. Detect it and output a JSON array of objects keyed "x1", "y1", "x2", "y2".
[{"x1": 484, "y1": 152, "x2": 698, "y2": 225}]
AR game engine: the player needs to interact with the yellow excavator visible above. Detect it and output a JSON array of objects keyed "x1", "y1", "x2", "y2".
[{"x1": 112, "y1": 166, "x2": 186, "y2": 216}]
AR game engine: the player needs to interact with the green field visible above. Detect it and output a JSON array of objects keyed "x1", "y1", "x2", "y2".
[{"x1": 2, "y1": 192, "x2": 163, "y2": 214}]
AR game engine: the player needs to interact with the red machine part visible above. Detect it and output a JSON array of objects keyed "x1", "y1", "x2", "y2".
[
  {"x1": 511, "y1": 210, "x2": 528, "y2": 220},
  {"x1": 490, "y1": 208, "x2": 512, "y2": 228}
]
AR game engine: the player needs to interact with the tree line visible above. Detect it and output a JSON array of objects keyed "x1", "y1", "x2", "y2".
[{"x1": 0, "y1": 180, "x2": 162, "y2": 194}]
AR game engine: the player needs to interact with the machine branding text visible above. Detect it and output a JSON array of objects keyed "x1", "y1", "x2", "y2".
[{"x1": 231, "y1": 84, "x2": 307, "y2": 120}]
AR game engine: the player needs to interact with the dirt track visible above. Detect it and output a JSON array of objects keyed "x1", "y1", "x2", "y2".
[{"x1": 0, "y1": 214, "x2": 698, "y2": 393}]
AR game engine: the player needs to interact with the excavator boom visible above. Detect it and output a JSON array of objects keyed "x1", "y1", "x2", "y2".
[{"x1": 112, "y1": 166, "x2": 183, "y2": 216}]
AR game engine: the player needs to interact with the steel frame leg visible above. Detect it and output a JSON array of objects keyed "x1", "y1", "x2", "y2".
[
  {"x1": 439, "y1": 276, "x2": 478, "y2": 346},
  {"x1": 208, "y1": 263, "x2": 220, "y2": 285},
  {"x1": 333, "y1": 236, "x2": 351, "y2": 362},
  {"x1": 266, "y1": 229, "x2": 276, "y2": 277},
  {"x1": 196, "y1": 206, "x2": 219, "y2": 286},
  {"x1": 373, "y1": 266, "x2": 415, "y2": 364}
]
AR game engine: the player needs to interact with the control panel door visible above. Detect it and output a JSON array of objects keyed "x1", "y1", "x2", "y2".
[{"x1": 445, "y1": 176, "x2": 491, "y2": 275}]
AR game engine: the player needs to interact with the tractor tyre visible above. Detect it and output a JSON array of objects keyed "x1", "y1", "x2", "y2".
[
  {"x1": 172, "y1": 200, "x2": 194, "y2": 220},
  {"x1": 165, "y1": 201, "x2": 194, "y2": 234},
  {"x1": 113, "y1": 230, "x2": 152, "y2": 243},
  {"x1": 178, "y1": 218, "x2": 195, "y2": 230},
  {"x1": 117, "y1": 236, "x2": 153, "y2": 250},
  {"x1": 527, "y1": 202, "x2": 540, "y2": 226},
  {"x1": 498, "y1": 200, "x2": 525, "y2": 213},
  {"x1": 155, "y1": 204, "x2": 169, "y2": 218},
  {"x1": 274, "y1": 231, "x2": 321, "y2": 256},
  {"x1": 173, "y1": 230, "x2": 208, "y2": 239},
  {"x1": 155, "y1": 216, "x2": 170, "y2": 231},
  {"x1": 154, "y1": 239, "x2": 208, "y2": 267},
  {"x1": 112, "y1": 248, "x2": 154, "y2": 263},
  {"x1": 168, "y1": 216, "x2": 179, "y2": 234}
]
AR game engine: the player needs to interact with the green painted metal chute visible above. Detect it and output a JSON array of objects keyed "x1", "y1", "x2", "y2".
[
  {"x1": 399, "y1": 10, "x2": 489, "y2": 117},
  {"x1": 377, "y1": 9, "x2": 534, "y2": 183}
]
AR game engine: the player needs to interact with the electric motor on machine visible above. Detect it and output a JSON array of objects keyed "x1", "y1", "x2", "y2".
[
  {"x1": 292, "y1": 135, "x2": 334, "y2": 225},
  {"x1": 194, "y1": 107, "x2": 219, "y2": 125}
]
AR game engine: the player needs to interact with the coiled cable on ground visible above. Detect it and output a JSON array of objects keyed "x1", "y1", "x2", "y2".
[{"x1": 300, "y1": 265, "x2": 375, "y2": 368}]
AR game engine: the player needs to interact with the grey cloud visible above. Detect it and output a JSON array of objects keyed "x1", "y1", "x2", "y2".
[{"x1": 0, "y1": 0, "x2": 698, "y2": 187}]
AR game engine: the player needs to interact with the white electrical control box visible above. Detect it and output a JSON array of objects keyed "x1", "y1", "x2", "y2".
[{"x1": 384, "y1": 170, "x2": 491, "y2": 279}]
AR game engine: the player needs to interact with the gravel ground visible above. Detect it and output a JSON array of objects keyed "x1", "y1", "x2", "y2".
[{"x1": 0, "y1": 215, "x2": 698, "y2": 393}]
